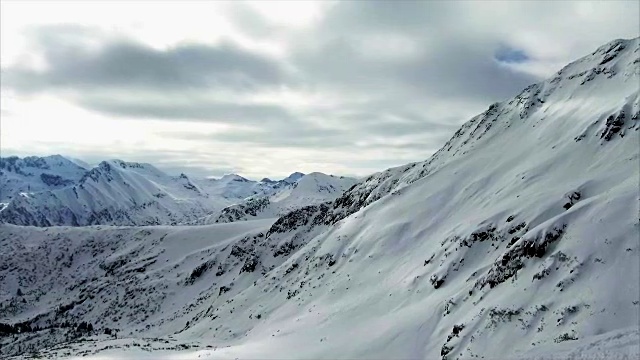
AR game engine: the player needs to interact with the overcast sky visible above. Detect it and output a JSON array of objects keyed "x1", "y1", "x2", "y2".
[{"x1": 1, "y1": 1, "x2": 638, "y2": 179}]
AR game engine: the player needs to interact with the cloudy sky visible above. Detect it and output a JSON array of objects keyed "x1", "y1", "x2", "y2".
[{"x1": 1, "y1": 1, "x2": 638, "y2": 179}]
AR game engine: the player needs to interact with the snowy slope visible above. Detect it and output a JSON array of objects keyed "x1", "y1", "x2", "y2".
[
  {"x1": 281, "y1": 172, "x2": 305, "y2": 184},
  {"x1": 0, "y1": 37, "x2": 639, "y2": 359},
  {"x1": 0, "y1": 219, "x2": 278, "y2": 356},
  {"x1": 198, "y1": 172, "x2": 358, "y2": 224},
  {"x1": 0, "y1": 155, "x2": 88, "y2": 203}
]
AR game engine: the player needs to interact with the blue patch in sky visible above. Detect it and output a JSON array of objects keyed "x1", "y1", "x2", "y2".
[{"x1": 494, "y1": 45, "x2": 530, "y2": 64}]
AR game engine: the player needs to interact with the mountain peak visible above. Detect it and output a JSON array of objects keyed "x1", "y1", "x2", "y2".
[
  {"x1": 220, "y1": 174, "x2": 249, "y2": 182},
  {"x1": 108, "y1": 159, "x2": 149, "y2": 169},
  {"x1": 282, "y1": 172, "x2": 305, "y2": 184},
  {"x1": 45, "y1": 154, "x2": 67, "y2": 161}
]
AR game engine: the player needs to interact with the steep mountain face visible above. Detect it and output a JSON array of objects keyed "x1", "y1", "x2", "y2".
[
  {"x1": 198, "y1": 172, "x2": 358, "y2": 224},
  {"x1": 0, "y1": 160, "x2": 236, "y2": 226},
  {"x1": 0, "y1": 155, "x2": 88, "y2": 203},
  {"x1": 0, "y1": 38, "x2": 639, "y2": 359}
]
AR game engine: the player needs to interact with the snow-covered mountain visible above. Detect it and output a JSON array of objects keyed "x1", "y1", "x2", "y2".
[
  {"x1": 0, "y1": 155, "x2": 88, "y2": 203},
  {"x1": 0, "y1": 160, "x2": 237, "y2": 226},
  {"x1": 281, "y1": 171, "x2": 305, "y2": 184},
  {"x1": 0, "y1": 161, "x2": 324, "y2": 227},
  {"x1": 196, "y1": 172, "x2": 358, "y2": 224},
  {"x1": 193, "y1": 172, "x2": 301, "y2": 200},
  {"x1": 1, "y1": 37, "x2": 639, "y2": 359}
]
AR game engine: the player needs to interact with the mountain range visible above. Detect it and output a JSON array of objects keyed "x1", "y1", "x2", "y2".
[
  {"x1": 0, "y1": 37, "x2": 638, "y2": 359},
  {"x1": 0, "y1": 158, "x2": 353, "y2": 227}
]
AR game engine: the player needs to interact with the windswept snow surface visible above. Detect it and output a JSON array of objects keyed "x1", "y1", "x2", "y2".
[{"x1": 1, "y1": 38, "x2": 639, "y2": 359}]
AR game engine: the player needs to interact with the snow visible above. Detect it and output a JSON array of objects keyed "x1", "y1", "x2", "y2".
[
  {"x1": 515, "y1": 327, "x2": 640, "y2": 360},
  {"x1": 0, "y1": 37, "x2": 639, "y2": 359},
  {"x1": 69, "y1": 327, "x2": 638, "y2": 360},
  {"x1": 0, "y1": 155, "x2": 88, "y2": 202},
  {"x1": 196, "y1": 172, "x2": 358, "y2": 224},
  {"x1": 0, "y1": 159, "x2": 232, "y2": 226},
  {"x1": 0, "y1": 160, "x2": 339, "y2": 227},
  {"x1": 281, "y1": 172, "x2": 305, "y2": 184}
]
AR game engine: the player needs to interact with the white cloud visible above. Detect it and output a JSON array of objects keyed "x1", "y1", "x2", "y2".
[
  {"x1": 1, "y1": 1, "x2": 638, "y2": 178},
  {"x1": 243, "y1": 0, "x2": 331, "y2": 28}
]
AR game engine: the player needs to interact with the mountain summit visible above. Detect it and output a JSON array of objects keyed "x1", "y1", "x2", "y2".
[{"x1": 282, "y1": 172, "x2": 305, "y2": 184}]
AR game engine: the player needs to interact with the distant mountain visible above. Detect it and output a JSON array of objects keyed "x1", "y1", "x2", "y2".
[
  {"x1": 282, "y1": 171, "x2": 305, "y2": 184},
  {"x1": 195, "y1": 173, "x2": 275, "y2": 200},
  {"x1": 65, "y1": 157, "x2": 92, "y2": 170},
  {"x1": 195, "y1": 172, "x2": 308, "y2": 200},
  {"x1": 0, "y1": 159, "x2": 235, "y2": 226},
  {"x1": 195, "y1": 172, "x2": 358, "y2": 224},
  {"x1": 0, "y1": 158, "x2": 352, "y2": 227},
  {"x1": 0, "y1": 155, "x2": 88, "y2": 203}
]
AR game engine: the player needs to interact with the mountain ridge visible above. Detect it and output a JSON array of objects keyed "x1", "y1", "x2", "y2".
[
  {"x1": 0, "y1": 37, "x2": 638, "y2": 359},
  {"x1": 0, "y1": 157, "x2": 354, "y2": 227},
  {"x1": 196, "y1": 172, "x2": 358, "y2": 225}
]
